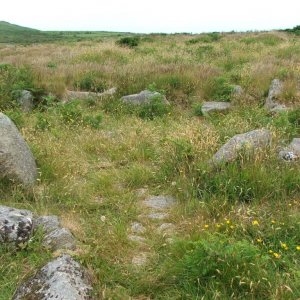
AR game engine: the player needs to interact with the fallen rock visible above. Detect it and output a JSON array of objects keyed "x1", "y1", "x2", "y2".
[
  {"x1": 14, "y1": 90, "x2": 34, "y2": 112},
  {"x1": 0, "y1": 113, "x2": 37, "y2": 185},
  {"x1": 121, "y1": 90, "x2": 169, "y2": 105},
  {"x1": 143, "y1": 196, "x2": 176, "y2": 210},
  {"x1": 13, "y1": 255, "x2": 93, "y2": 300},
  {"x1": 64, "y1": 87, "x2": 117, "y2": 102},
  {"x1": 35, "y1": 215, "x2": 76, "y2": 251},
  {"x1": 279, "y1": 138, "x2": 300, "y2": 161},
  {"x1": 211, "y1": 129, "x2": 272, "y2": 165},
  {"x1": 265, "y1": 79, "x2": 288, "y2": 113},
  {"x1": 0, "y1": 205, "x2": 33, "y2": 246},
  {"x1": 201, "y1": 101, "x2": 231, "y2": 115}
]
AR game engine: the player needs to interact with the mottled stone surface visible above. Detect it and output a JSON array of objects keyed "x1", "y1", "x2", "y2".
[
  {"x1": 64, "y1": 87, "x2": 117, "y2": 102},
  {"x1": 13, "y1": 255, "x2": 93, "y2": 300},
  {"x1": 121, "y1": 90, "x2": 169, "y2": 105},
  {"x1": 0, "y1": 205, "x2": 33, "y2": 246},
  {"x1": 232, "y1": 85, "x2": 244, "y2": 96},
  {"x1": 15, "y1": 90, "x2": 34, "y2": 112},
  {"x1": 0, "y1": 113, "x2": 37, "y2": 185},
  {"x1": 35, "y1": 215, "x2": 76, "y2": 251},
  {"x1": 211, "y1": 129, "x2": 272, "y2": 165},
  {"x1": 131, "y1": 222, "x2": 146, "y2": 234},
  {"x1": 147, "y1": 212, "x2": 169, "y2": 220},
  {"x1": 201, "y1": 101, "x2": 231, "y2": 115},
  {"x1": 265, "y1": 79, "x2": 288, "y2": 113},
  {"x1": 279, "y1": 138, "x2": 300, "y2": 161},
  {"x1": 143, "y1": 196, "x2": 176, "y2": 210}
]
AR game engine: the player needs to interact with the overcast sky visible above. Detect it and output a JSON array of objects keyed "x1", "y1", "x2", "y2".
[{"x1": 1, "y1": 0, "x2": 299, "y2": 33}]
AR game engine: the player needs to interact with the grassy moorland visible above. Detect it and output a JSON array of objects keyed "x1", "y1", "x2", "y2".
[{"x1": 0, "y1": 27, "x2": 300, "y2": 299}]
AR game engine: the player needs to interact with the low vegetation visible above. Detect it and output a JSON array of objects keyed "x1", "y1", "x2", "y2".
[{"x1": 0, "y1": 24, "x2": 300, "y2": 299}]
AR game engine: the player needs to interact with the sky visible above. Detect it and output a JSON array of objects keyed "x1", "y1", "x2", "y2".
[{"x1": 1, "y1": 0, "x2": 299, "y2": 33}]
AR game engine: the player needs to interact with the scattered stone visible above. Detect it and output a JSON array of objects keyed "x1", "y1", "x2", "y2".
[
  {"x1": 0, "y1": 113, "x2": 37, "y2": 185},
  {"x1": 64, "y1": 87, "x2": 117, "y2": 102},
  {"x1": 121, "y1": 90, "x2": 169, "y2": 105},
  {"x1": 131, "y1": 222, "x2": 146, "y2": 234},
  {"x1": 279, "y1": 138, "x2": 300, "y2": 161},
  {"x1": 211, "y1": 129, "x2": 272, "y2": 165},
  {"x1": 35, "y1": 215, "x2": 76, "y2": 251},
  {"x1": 0, "y1": 205, "x2": 33, "y2": 246},
  {"x1": 265, "y1": 79, "x2": 288, "y2": 113},
  {"x1": 143, "y1": 196, "x2": 176, "y2": 210},
  {"x1": 201, "y1": 101, "x2": 231, "y2": 115},
  {"x1": 147, "y1": 213, "x2": 169, "y2": 220},
  {"x1": 13, "y1": 255, "x2": 93, "y2": 300},
  {"x1": 132, "y1": 252, "x2": 148, "y2": 266},
  {"x1": 232, "y1": 85, "x2": 244, "y2": 96},
  {"x1": 14, "y1": 90, "x2": 34, "y2": 112},
  {"x1": 128, "y1": 235, "x2": 146, "y2": 243},
  {"x1": 157, "y1": 223, "x2": 175, "y2": 235}
]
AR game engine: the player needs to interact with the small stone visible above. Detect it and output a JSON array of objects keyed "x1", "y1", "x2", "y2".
[
  {"x1": 143, "y1": 196, "x2": 176, "y2": 210},
  {"x1": 147, "y1": 213, "x2": 169, "y2": 220},
  {"x1": 131, "y1": 222, "x2": 146, "y2": 234},
  {"x1": 201, "y1": 101, "x2": 231, "y2": 115},
  {"x1": 132, "y1": 252, "x2": 148, "y2": 266},
  {"x1": 128, "y1": 235, "x2": 146, "y2": 243}
]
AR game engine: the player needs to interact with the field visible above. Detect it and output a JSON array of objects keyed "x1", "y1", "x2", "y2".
[{"x1": 0, "y1": 27, "x2": 300, "y2": 299}]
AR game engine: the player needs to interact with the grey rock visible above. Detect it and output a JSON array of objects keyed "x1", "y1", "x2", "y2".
[
  {"x1": 35, "y1": 215, "x2": 76, "y2": 251},
  {"x1": 0, "y1": 205, "x2": 33, "y2": 246},
  {"x1": 143, "y1": 196, "x2": 176, "y2": 210},
  {"x1": 232, "y1": 85, "x2": 244, "y2": 96},
  {"x1": 13, "y1": 255, "x2": 93, "y2": 300},
  {"x1": 131, "y1": 222, "x2": 146, "y2": 234},
  {"x1": 265, "y1": 79, "x2": 287, "y2": 112},
  {"x1": 211, "y1": 129, "x2": 272, "y2": 165},
  {"x1": 64, "y1": 87, "x2": 117, "y2": 102},
  {"x1": 0, "y1": 113, "x2": 37, "y2": 185},
  {"x1": 128, "y1": 235, "x2": 146, "y2": 243},
  {"x1": 121, "y1": 90, "x2": 169, "y2": 105},
  {"x1": 279, "y1": 138, "x2": 300, "y2": 161},
  {"x1": 147, "y1": 212, "x2": 169, "y2": 220},
  {"x1": 201, "y1": 101, "x2": 231, "y2": 115},
  {"x1": 15, "y1": 90, "x2": 34, "y2": 112}
]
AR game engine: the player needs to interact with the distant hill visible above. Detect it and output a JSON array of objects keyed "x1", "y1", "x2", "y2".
[{"x1": 0, "y1": 21, "x2": 129, "y2": 44}]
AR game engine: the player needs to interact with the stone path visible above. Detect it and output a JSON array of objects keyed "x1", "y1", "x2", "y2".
[{"x1": 128, "y1": 195, "x2": 177, "y2": 267}]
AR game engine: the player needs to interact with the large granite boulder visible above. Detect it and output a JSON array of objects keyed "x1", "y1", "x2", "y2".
[
  {"x1": 13, "y1": 255, "x2": 93, "y2": 300},
  {"x1": 35, "y1": 215, "x2": 77, "y2": 251},
  {"x1": 121, "y1": 90, "x2": 169, "y2": 105},
  {"x1": 279, "y1": 138, "x2": 300, "y2": 161},
  {"x1": 211, "y1": 129, "x2": 272, "y2": 165},
  {"x1": 265, "y1": 79, "x2": 288, "y2": 113},
  {"x1": 14, "y1": 90, "x2": 34, "y2": 112},
  {"x1": 201, "y1": 101, "x2": 231, "y2": 115},
  {"x1": 0, "y1": 205, "x2": 33, "y2": 246},
  {"x1": 0, "y1": 113, "x2": 37, "y2": 185}
]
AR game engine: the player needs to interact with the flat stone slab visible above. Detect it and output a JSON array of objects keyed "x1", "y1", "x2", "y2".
[
  {"x1": 64, "y1": 87, "x2": 117, "y2": 102},
  {"x1": 35, "y1": 215, "x2": 76, "y2": 251},
  {"x1": 13, "y1": 255, "x2": 93, "y2": 300},
  {"x1": 201, "y1": 101, "x2": 231, "y2": 115},
  {"x1": 279, "y1": 138, "x2": 300, "y2": 161},
  {"x1": 121, "y1": 90, "x2": 169, "y2": 105},
  {"x1": 143, "y1": 196, "x2": 176, "y2": 210},
  {"x1": 0, "y1": 113, "x2": 37, "y2": 185},
  {"x1": 211, "y1": 129, "x2": 272, "y2": 165},
  {"x1": 0, "y1": 205, "x2": 33, "y2": 246}
]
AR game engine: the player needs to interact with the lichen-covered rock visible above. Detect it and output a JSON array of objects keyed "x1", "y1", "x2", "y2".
[
  {"x1": 279, "y1": 138, "x2": 300, "y2": 161},
  {"x1": 121, "y1": 90, "x2": 169, "y2": 105},
  {"x1": 14, "y1": 90, "x2": 34, "y2": 112},
  {"x1": 211, "y1": 129, "x2": 272, "y2": 165},
  {"x1": 0, "y1": 205, "x2": 33, "y2": 246},
  {"x1": 35, "y1": 215, "x2": 76, "y2": 251},
  {"x1": 265, "y1": 79, "x2": 288, "y2": 113},
  {"x1": 64, "y1": 87, "x2": 117, "y2": 102},
  {"x1": 0, "y1": 113, "x2": 37, "y2": 185},
  {"x1": 232, "y1": 85, "x2": 244, "y2": 96},
  {"x1": 201, "y1": 101, "x2": 231, "y2": 115},
  {"x1": 143, "y1": 196, "x2": 176, "y2": 210},
  {"x1": 13, "y1": 255, "x2": 93, "y2": 300}
]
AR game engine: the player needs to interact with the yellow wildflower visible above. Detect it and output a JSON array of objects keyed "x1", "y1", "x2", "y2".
[
  {"x1": 296, "y1": 246, "x2": 300, "y2": 251},
  {"x1": 268, "y1": 250, "x2": 273, "y2": 254},
  {"x1": 273, "y1": 252, "x2": 280, "y2": 258},
  {"x1": 281, "y1": 243, "x2": 288, "y2": 250},
  {"x1": 256, "y1": 238, "x2": 262, "y2": 243},
  {"x1": 226, "y1": 220, "x2": 230, "y2": 224},
  {"x1": 252, "y1": 220, "x2": 259, "y2": 226},
  {"x1": 271, "y1": 220, "x2": 276, "y2": 224},
  {"x1": 230, "y1": 225, "x2": 234, "y2": 229},
  {"x1": 204, "y1": 224, "x2": 209, "y2": 229},
  {"x1": 216, "y1": 224, "x2": 221, "y2": 228}
]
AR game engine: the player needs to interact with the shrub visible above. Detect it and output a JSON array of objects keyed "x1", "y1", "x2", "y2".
[
  {"x1": 73, "y1": 72, "x2": 107, "y2": 93},
  {"x1": 83, "y1": 113, "x2": 103, "y2": 129},
  {"x1": 186, "y1": 33, "x2": 221, "y2": 45},
  {"x1": 192, "y1": 103, "x2": 203, "y2": 116},
  {"x1": 116, "y1": 36, "x2": 140, "y2": 48},
  {"x1": 167, "y1": 234, "x2": 273, "y2": 299},
  {"x1": 210, "y1": 76, "x2": 234, "y2": 101},
  {"x1": 287, "y1": 108, "x2": 300, "y2": 130}
]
